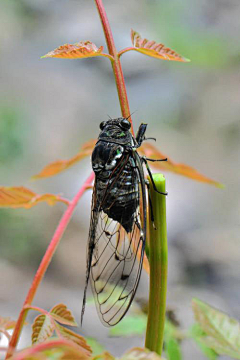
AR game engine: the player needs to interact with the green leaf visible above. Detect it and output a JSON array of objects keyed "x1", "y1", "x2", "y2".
[
  {"x1": 85, "y1": 338, "x2": 105, "y2": 357},
  {"x1": 189, "y1": 324, "x2": 218, "y2": 360},
  {"x1": 192, "y1": 298, "x2": 240, "y2": 359},
  {"x1": 164, "y1": 320, "x2": 182, "y2": 340},
  {"x1": 109, "y1": 313, "x2": 147, "y2": 337},
  {"x1": 164, "y1": 320, "x2": 183, "y2": 360},
  {"x1": 165, "y1": 337, "x2": 182, "y2": 360}
]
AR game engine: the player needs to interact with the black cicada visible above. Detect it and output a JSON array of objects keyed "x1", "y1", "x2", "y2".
[{"x1": 81, "y1": 117, "x2": 166, "y2": 326}]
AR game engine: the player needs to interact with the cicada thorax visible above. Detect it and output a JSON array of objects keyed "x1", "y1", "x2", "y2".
[{"x1": 92, "y1": 134, "x2": 139, "y2": 233}]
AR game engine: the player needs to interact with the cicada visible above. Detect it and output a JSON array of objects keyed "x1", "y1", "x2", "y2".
[{"x1": 81, "y1": 117, "x2": 166, "y2": 326}]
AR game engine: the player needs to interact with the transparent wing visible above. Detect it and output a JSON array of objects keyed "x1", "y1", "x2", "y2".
[{"x1": 82, "y1": 154, "x2": 146, "y2": 326}]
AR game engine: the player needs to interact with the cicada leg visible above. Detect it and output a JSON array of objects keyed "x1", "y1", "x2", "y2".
[{"x1": 142, "y1": 156, "x2": 168, "y2": 196}]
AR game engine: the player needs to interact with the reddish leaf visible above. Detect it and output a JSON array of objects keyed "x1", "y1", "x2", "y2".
[
  {"x1": 42, "y1": 41, "x2": 113, "y2": 60},
  {"x1": 119, "y1": 29, "x2": 189, "y2": 62},
  {"x1": 32, "y1": 139, "x2": 96, "y2": 179},
  {"x1": 32, "y1": 314, "x2": 54, "y2": 345},
  {"x1": 0, "y1": 187, "x2": 69, "y2": 208},
  {"x1": 50, "y1": 304, "x2": 77, "y2": 327},
  {"x1": 140, "y1": 143, "x2": 223, "y2": 188},
  {"x1": 0, "y1": 316, "x2": 16, "y2": 331},
  {"x1": 56, "y1": 324, "x2": 92, "y2": 353},
  {"x1": 11, "y1": 338, "x2": 91, "y2": 360}
]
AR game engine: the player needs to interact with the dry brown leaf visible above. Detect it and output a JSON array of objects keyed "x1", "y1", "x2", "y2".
[
  {"x1": 119, "y1": 29, "x2": 189, "y2": 62},
  {"x1": 0, "y1": 186, "x2": 69, "y2": 208},
  {"x1": 140, "y1": 143, "x2": 223, "y2": 188},
  {"x1": 50, "y1": 304, "x2": 77, "y2": 327},
  {"x1": 42, "y1": 41, "x2": 112, "y2": 60},
  {"x1": 32, "y1": 139, "x2": 96, "y2": 179}
]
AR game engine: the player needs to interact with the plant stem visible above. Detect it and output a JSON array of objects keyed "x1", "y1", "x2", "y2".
[
  {"x1": 94, "y1": 0, "x2": 133, "y2": 131},
  {"x1": 145, "y1": 174, "x2": 168, "y2": 355},
  {"x1": 5, "y1": 172, "x2": 94, "y2": 359}
]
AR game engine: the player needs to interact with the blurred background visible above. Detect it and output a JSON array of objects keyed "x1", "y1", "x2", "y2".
[{"x1": 0, "y1": 0, "x2": 239, "y2": 359}]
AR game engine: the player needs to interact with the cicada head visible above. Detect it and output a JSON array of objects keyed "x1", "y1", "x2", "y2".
[{"x1": 98, "y1": 117, "x2": 131, "y2": 142}]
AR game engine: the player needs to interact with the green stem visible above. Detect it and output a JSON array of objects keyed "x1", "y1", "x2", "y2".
[{"x1": 145, "y1": 174, "x2": 168, "y2": 355}]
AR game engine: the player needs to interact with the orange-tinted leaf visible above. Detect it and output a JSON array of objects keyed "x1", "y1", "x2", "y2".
[
  {"x1": 32, "y1": 314, "x2": 54, "y2": 344},
  {"x1": 42, "y1": 41, "x2": 113, "y2": 60},
  {"x1": 32, "y1": 139, "x2": 96, "y2": 180},
  {"x1": 140, "y1": 143, "x2": 223, "y2": 188},
  {"x1": 0, "y1": 316, "x2": 16, "y2": 331},
  {"x1": 119, "y1": 29, "x2": 189, "y2": 62},
  {"x1": 11, "y1": 338, "x2": 91, "y2": 360},
  {"x1": 0, "y1": 186, "x2": 69, "y2": 208},
  {"x1": 56, "y1": 324, "x2": 92, "y2": 354},
  {"x1": 50, "y1": 304, "x2": 77, "y2": 327}
]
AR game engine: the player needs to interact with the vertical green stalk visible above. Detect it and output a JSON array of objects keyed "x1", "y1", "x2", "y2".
[{"x1": 145, "y1": 174, "x2": 168, "y2": 355}]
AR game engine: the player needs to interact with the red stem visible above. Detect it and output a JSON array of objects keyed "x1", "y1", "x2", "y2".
[
  {"x1": 94, "y1": 0, "x2": 134, "y2": 133},
  {"x1": 5, "y1": 172, "x2": 94, "y2": 359}
]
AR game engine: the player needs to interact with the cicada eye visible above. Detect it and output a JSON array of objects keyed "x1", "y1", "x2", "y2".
[
  {"x1": 100, "y1": 121, "x2": 107, "y2": 130},
  {"x1": 120, "y1": 118, "x2": 131, "y2": 130}
]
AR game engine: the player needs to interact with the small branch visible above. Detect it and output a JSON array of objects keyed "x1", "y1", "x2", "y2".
[
  {"x1": 5, "y1": 172, "x2": 95, "y2": 359},
  {"x1": 97, "y1": 53, "x2": 115, "y2": 61},
  {"x1": 145, "y1": 174, "x2": 168, "y2": 355},
  {"x1": 118, "y1": 47, "x2": 136, "y2": 57},
  {"x1": 23, "y1": 305, "x2": 50, "y2": 315},
  {"x1": 94, "y1": 0, "x2": 133, "y2": 132}
]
